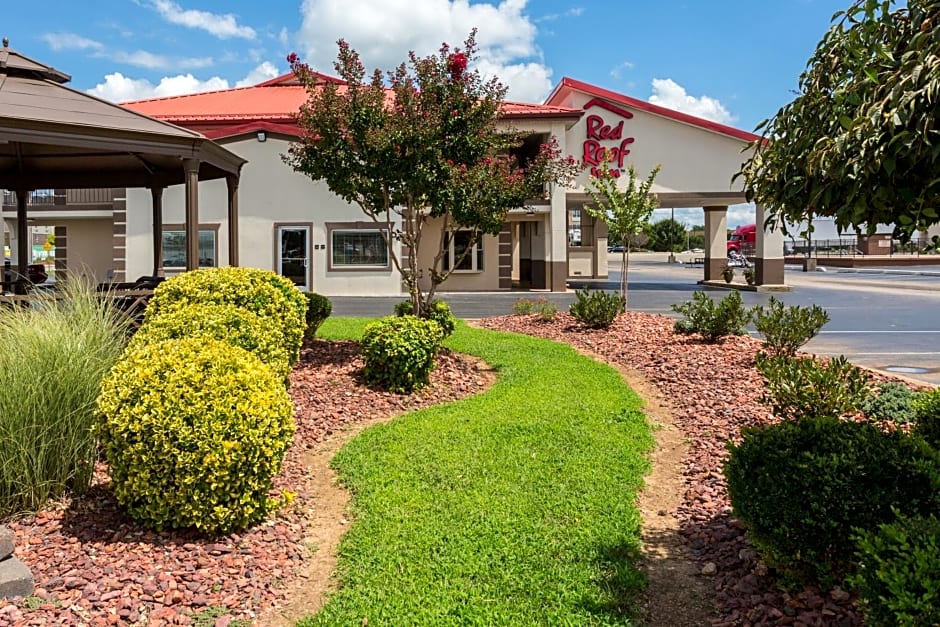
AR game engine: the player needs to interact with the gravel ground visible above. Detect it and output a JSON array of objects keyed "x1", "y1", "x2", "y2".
[{"x1": 2, "y1": 314, "x2": 907, "y2": 625}]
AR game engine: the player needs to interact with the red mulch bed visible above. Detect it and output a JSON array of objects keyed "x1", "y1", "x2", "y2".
[
  {"x1": 1, "y1": 341, "x2": 489, "y2": 626},
  {"x1": 1, "y1": 315, "x2": 912, "y2": 626}
]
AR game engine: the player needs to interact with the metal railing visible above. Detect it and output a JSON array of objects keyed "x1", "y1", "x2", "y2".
[
  {"x1": 1, "y1": 189, "x2": 57, "y2": 206},
  {"x1": 2, "y1": 188, "x2": 115, "y2": 207},
  {"x1": 787, "y1": 236, "x2": 932, "y2": 257}
]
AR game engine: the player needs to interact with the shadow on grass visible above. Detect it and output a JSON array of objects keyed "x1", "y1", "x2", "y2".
[{"x1": 580, "y1": 540, "x2": 646, "y2": 620}]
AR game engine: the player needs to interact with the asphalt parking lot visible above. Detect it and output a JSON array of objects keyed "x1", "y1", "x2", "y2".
[{"x1": 330, "y1": 252, "x2": 940, "y2": 386}]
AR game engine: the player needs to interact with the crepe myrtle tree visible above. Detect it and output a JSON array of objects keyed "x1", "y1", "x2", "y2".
[
  {"x1": 584, "y1": 156, "x2": 660, "y2": 310},
  {"x1": 286, "y1": 31, "x2": 578, "y2": 317},
  {"x1": 737, "y1": 0, "x2": 940, "y2": 246}
]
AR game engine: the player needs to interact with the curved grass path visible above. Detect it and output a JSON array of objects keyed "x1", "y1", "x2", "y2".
[{"x1": 299, "y1": 320, "x2": 653, "y2": 626}]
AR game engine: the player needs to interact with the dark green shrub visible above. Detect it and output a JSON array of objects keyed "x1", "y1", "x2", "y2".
[
  {"x1": 129, "y1": 302, "x2": 292, "y2": 381},
  {"x1": 145, "y1": 267, "x2": 305, "y2": 367},
  {"x1": 569, "y1": 288, "x2": 624, "y2": 329},
  {"x1": 756, "y1": 354, "x2": 870, "y2": 420},
  {"x1": 394, "y1": 299, "x2": 457, "y2": 337},
  {"x1": 861, "y1": 382, "x2": 918, "y2": 424},
  {"x1": 95, "y1": 337, "x2": 295, "y2": 534},
  {"x1": 673, "y1": 318, "x2": 695, "y2": 335},
  {"x1": 851, "y1": 513, "x2": 940, "y2": 627},
  {"x1": 360, "y1": 316, "x2": 444, "y2": 393},
  {"x1": 914, "y1": 388, "x2": 940, "y2": 448},
  {"x1": 670, "y1": 290, "x2": 750, "y2": 342},
  {"x1": 724, "y1": 417, "x2": 940, "y2": 586},
  {"x1": 303, "y1": 292, "x2": 332, "y2": 339},
  {"x1": 751, "y1": 296, "x2": 829, "y2": 356},
  {"x1": 512, "y1": 298, "x2": 535, "y2": 315}
]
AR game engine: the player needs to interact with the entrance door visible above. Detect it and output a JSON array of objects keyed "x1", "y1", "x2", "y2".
[{"x1": 277, "y1": 226, "x2": 310, "y2": 291}]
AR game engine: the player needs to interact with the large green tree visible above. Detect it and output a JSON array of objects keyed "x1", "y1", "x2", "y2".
[
  {"x1": 286, "y1": 32, "x2": 577, "y2": 315},
  {"x1": 646, "y1": 218, "x2": 687, "y2": 252},
  {"x1": 584, "y1": 159, "x2": 660, "y2": 309},
  {"x1": 737, "y1": 0, "x2": 940, "y2": 241}
]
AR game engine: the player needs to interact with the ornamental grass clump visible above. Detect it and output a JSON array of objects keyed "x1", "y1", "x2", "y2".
[
  {"x1": 95, "y1": 337, "x2": 295, "y2": 534},
  {"x1": 0, "y1": 278, "x2": 130, "y2": 516},
  {"x1": 145, "y1": 267, "x2": 305, "y2": 367},
  {"x1": 360, "y1": 315, "x2": 444, "y2": 393},
  {"x1": 129, "y1": 302, "x2": 293, "y2": 382}
]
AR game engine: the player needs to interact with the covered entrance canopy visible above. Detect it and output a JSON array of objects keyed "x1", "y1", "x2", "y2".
[{"x1": 0, "y1": 37, "x2": 245, "y2": 290}]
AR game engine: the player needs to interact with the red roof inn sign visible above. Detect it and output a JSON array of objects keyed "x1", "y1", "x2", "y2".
[{"x1": 581, "y1": 98, "x2": 635, "y2": 178}]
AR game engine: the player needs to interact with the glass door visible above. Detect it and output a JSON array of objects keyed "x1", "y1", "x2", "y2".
[{"x1": 277, "y1": 226, "x2": 310, "y2": 291}]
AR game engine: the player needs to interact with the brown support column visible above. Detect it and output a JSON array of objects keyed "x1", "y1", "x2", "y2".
[
  {"x1": 151, "y1": 186, "x2": 165, "y2": 276},
  {"x1": 183, "y1": 159, "x2": 200, "y2": 271},
  {"x1": 703, "y1": 205, "x2": 729, "y2": 282},
  {"x1": 226, "y1": 174, "x2": 239, "y2": 267},
  {"x1": 15, "y1": 189, "x2": 29, "y2": 293}
]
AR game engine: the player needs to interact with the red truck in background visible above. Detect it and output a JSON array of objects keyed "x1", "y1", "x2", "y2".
[{"x1": 727, "y1": 223, "x2": 756, "y2": 255}]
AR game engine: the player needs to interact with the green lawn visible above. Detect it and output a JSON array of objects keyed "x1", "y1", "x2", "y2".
[{"x1": 299, "y1": 319, "x2": 653, "y2": 626}]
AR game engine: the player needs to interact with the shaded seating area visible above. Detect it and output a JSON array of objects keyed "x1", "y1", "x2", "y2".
[{"x1": 0, "y1": 37, "x2": 245, "y2": 294}]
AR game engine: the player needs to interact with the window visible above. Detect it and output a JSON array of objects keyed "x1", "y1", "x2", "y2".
[
  {"x1": 442, "y1": 230, "x2": 484, "y2": 272},
  {"x1": 331, "y1": 229, "x2": 389, "y2": 268},
  {"x1": 162, "y1": 229, "x2": 216, "y2": 269},
  {"x1": 568, "y1": 208, "x2": 594, "y2": 248}
]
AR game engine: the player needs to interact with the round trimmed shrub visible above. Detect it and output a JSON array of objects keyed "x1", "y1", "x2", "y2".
[
  {"x1": 393, "y1": 299, "x2": 457, "y2": 337},
  {"x1": 95, "y1": 337, "x2": 295, "y2": 534},
  {"x1": 303, "y1": 292, "x2": 333, "y2": 339},
  {"x1": 851, "y1": 513, "x2": 940, "y2": 627},
  {"x1": 724, "y1": 417, "x2": 940, "y2": 586},
  {"x1": 145, "y1": 267, "x2": 305, "y2": 367},
  {"x1": 360, "y1": 315, "x2": 444, "y2": 393},
  {"x1": 861, "y1": 382, "x2": 918, "y2": 424},
  {"x1": 129, "y1": 302, "x2": 292, "y2": 381}
]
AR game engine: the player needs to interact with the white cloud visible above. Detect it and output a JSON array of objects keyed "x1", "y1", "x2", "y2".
[
  {"x1": 610, "y1": 60, "x2": 634, "y2": 80},
  {"x1": 297, "y1": 0, "x2": 554, "y2": 102},
  {"x1": 87, "y1": 72, "x2": 230, "y2": 102},
  {"x1": 535, "y1": 7, "x2": 583, "y2": 22},
  {"x1": 42, "y1": 33, "x2": 105, "y2": 52},
  {"x1": 648, "y1": 78, "x2": 736, "y2": 125},
  {"x1": 236, "y1": 62, "x2": 281, "y2": 87},
  {"x1": 110, "y1": 50, "x2": 213, "y2": 70},
  {"x1": 87, "y1": 62, "x2": 280, "y2": 102},
  {"x1": 150, "y1": 0, "x2": 256, "y2": 40},
  {"x1": 278, "y1": 27, "x2": 290, "y2": 46}
]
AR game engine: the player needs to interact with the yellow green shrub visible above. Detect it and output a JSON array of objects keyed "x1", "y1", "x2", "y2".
[
  {"x1": 95, "y1": 337, "x2": 295, "y2": 534},
  {"x1": 145, "y1": 267, "x2": 305, "y2": 367},
  {"x1": 129, "y1": 302, "x2": 292, "y2": 381}
]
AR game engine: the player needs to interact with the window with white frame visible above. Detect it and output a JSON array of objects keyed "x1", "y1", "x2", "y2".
[
  {"x1": 162, "y1": 228, "x2": 217, "y2": 269},
  {"x1": 442, "y1": 230, "x2": 484, "y2": 272},
  {"x1": 330, "y1": 228, "x2": 389, "y2": 268}
]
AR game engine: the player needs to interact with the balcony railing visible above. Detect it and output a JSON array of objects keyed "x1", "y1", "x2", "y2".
[{"x1": 2, "y1": 188, "x2": 116, "y2": 208}]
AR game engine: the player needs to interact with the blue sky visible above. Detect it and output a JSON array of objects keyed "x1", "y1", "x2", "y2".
[{"x1": 5, "y1": 0, "x2": 851, "y2": 227}]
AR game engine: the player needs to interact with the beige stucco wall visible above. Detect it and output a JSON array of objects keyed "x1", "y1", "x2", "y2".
[
  {"x1": 558, "y1": 91, "x2": 753, "y2": 199},
  {"x1": 126, "y1": 135, "x2": 403, "y2": 296},
  {"x1": 415, "y1": 216, "x2": 501, "y2": 292}
]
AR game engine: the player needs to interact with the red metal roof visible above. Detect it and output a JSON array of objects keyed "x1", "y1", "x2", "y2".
[
  {"x1": 123, "y1": 72, "x2": 581, "y2": 139},
  {"x1": 545, "y1": 76, "x2": 760, "y2": 143}
]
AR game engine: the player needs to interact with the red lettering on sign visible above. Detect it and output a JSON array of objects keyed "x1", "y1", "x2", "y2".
[
  {"x1": 582, "y1": 138, "x2": 634, "y2": 168},
  {"x1": 582, "y1": 107, "x2": 634, "y2": 175},
  {"x1": 585, "y1": 114, "x2": 624, "y2": 141}
]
